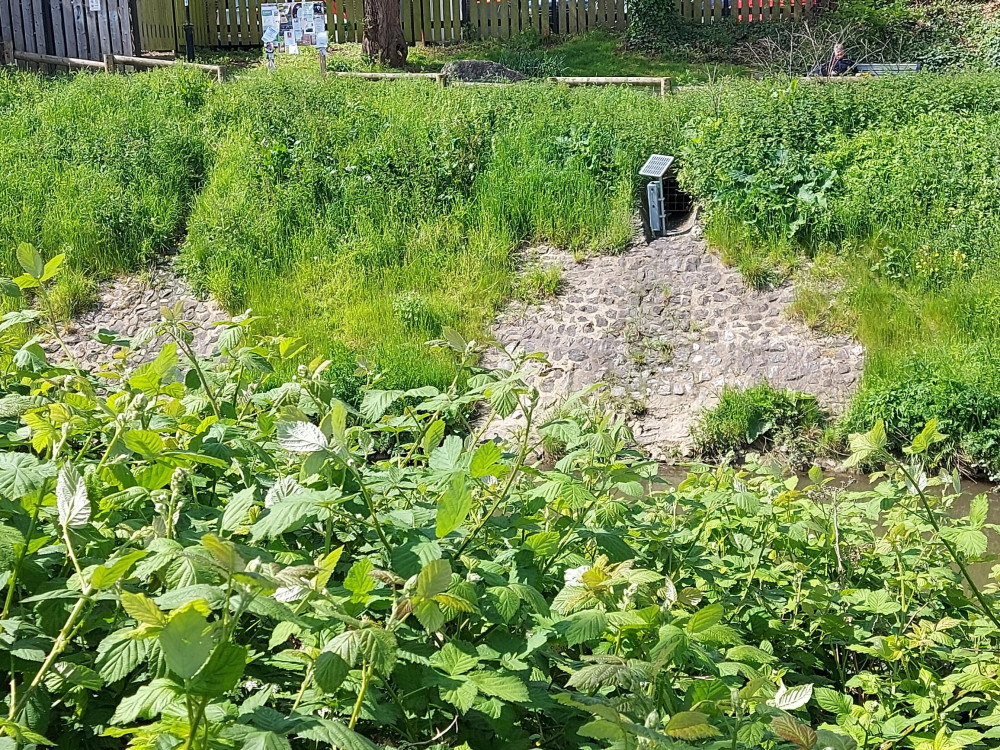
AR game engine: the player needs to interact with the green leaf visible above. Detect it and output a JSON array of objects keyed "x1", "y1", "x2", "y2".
[
  {"x1": 438, "y1": 675, "x2": 478, "y2": 713},
  {"x1": 467, "y1": 671, "x2": 529, "y2": 702},
  {"x1": 413, "y1": 598, "x2": 446, "y2": 631},
  {"x1": 90, "y1": 549, "x2": 147, "y2": 590},
  {"x1": 344, "y1": 558, "x2": 375, "y2": 603},
  {"x1": 436, "y1": 473, "x2": 472, "y2": 538},
  {"x1": 249, "y1": 495, "x2": 321, "y2": 541},
  {"x1": 578, "y1": 719, "x2": 625, "y2": 741},
  {"x1": 122, "y1": 430, "x2": 165, "y2": 459},
  {"x1": 814, "y1": 687, "x2": 852, "y2": 715},
  {"x1": 904, "y1": 418, "x2": 947, "y2": 455},
  {"x1": 562, "y1": 609, "x2": 607, "y2": 646},
  {"x1": 314, "y1": 651, "x2": 350, "y2": 693},
  {"x1": 220, "y1": 487, "x2": 256, "y2": 533},
  {"x1": 470, "y1": 441, "x2": 502, "y2": 477},
  {"x1": 158, "y1": 602, "x2": 217, "y2": 680},
  {"x1": 430, "y1": 435, "x2": 464, "y2": 472},
  {"x1": 294, "y1": 717, "x2": 379, "y2": 750},
  {"x1": 687, "y1": 603, "x2": 724, "y2": 635},
  {"x1": 189, "y1": 642, "x2": 247, "y2": 697},
  {"x1": 665, "y1": 711, "x2": 719, "y2": 740},
  {"x1": 96, "y1": 630, "x2": 148, "y2": 683},
  {"x1": 121, "y1": 592, "x2": 165, "y2": 627},
  {"x1": 416, "y1": 558, "x2": 451, "y2": 599},
  {"x1": 110, "y1": 678, "x2": 181, "y2": 725},
  {"x1": 276, "y1": 421, "x2": 329, "y2": 453},
  {"x1": 40, "y1": 254, "x2": 64, "y2": 283},
  {"x1": 968, "y1": 494, "x2": 989, "y2": 530},
  {"x1": 16, "y1": 243, "x2": 44, "y2": 279},
  {"x1": 0, "y1": 453, "x2": 51, "y2": 499},
  {"x1": 430, "y1": 642, "x2": 480, "y2": 677},
  {"x1": 360, "y1": 389, "x2": 404, "y2": 422},
  {"x1": 421, "y1": 419, "x2": 446, "y2": 456},
  {"x1": 845, "y1": 420, "x2": 887, "y2": 467},
  {"x1": 243, "y1": 732, "x2": 292, "y2": 750},
  {"x1": 0, "y1": 278, "x2": 22, "y2": 298},
  {"x1": 940, "y1": 525, "x2": 989, "y2": 558},
  {"x1": 815, "y1": 729, "x2": 858, "y2": 750},
  {"x1": 488, "y1": 586, "x2": 520, "y2": 623}
]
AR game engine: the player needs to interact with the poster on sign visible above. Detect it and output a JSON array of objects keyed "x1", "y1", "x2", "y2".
[{"x1": 261, "y1": 2, "x2": 327, "y2": 52}]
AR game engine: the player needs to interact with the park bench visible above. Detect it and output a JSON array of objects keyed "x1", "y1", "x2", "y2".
[{"x1": 855, "y1": 63, "x2": 922, "y2": 76}]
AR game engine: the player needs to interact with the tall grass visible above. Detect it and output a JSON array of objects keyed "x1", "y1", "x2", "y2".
[
  {"x1": 182, "y1": 70, "x2": 680, "y2": 395},
  {"x1": 0, "y1": 67, "x2": 209, "y2": 287}
]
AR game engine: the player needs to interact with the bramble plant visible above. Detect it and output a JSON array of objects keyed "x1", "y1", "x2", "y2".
[{"x1": 0, "y1": 243, "x2": 995, "y2": 750}]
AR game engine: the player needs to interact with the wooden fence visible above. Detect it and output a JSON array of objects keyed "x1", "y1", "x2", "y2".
[
  {"x1": 676, "y1": 0, "x2": 816, "y2": 23},
  {"x1": 4, "y1": 0, "x2": 818, "y2": 59},
  {"x1": 136, "y1": 0, "x2": 627, "y2": 50},
  {"x1": 0, "y1": 0, "x2": 137, "y2": 66}
]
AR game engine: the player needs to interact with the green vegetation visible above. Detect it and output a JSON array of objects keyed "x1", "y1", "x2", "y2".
[
  {"x1": 692, "y1": 383, "x2": 824, "y2": 458},
  {"x1": 0, "y1": 68, "x2": 208, "y2": 294},
  {"x1": 182, "y1": 69, "x2": 669, "y2": 397},
  {"x1": 0, "y1": 251, "x2": 997, "y2": 749},
  {"x1": 628, "y1": 0, "x2": 1000, "y2": 74},
  {"x1": 677, "y1": 73, "x2": 1000, "y2": 477},
  {"x1": 4, "y1": 56, "x2": 1000, "y2": 477}
]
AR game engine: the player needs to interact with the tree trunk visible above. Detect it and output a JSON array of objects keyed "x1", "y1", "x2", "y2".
[{"x1": 361, "y1": 0, "x2": 408, "y2": 68}]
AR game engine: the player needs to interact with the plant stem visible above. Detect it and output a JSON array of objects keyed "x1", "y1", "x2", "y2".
[
  {"x1": 455, "y1": 400, "x2": 535, "y2": 558},
  {"x1": 896, "y1": 462, "x2": 1000, "y2": 631},
  {"x1": 349, "y1": 465, "x2": 392, "y2": 558},
  {"x1": 182, "y1": 697, "x2": 207, "y2": 750},
  {"x1": 1, "y1": 501, "x2": 40, "y2": 619},
  {"x1": 290, "y1": 663, "x2": 314, "y2": 713},
  {"x1": 349, "y1": 660, "x2": 373, "y2": 730},
  {"x1": 37, "y1": 284, "x2": 81, "y2": 373},
  {"x1": 172, "y1": 332, "x2": 220, "y2": 418}
]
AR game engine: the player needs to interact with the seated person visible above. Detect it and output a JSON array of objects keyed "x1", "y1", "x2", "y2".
[{"x1": 810, "y1": 44, "x2": 857, "y2": 77}]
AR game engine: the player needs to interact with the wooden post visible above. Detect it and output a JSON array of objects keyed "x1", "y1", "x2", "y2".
[
  {"x1": 660, "y1": 77, "x2": 668, "y2": 97},
  {"x1": 104, "y1": 53, "x2": 115, "y2": 72},
  {"x1": 435, "y1": 72, "x2": 447, "y2": 87},
  {"x1": 0, "y1": 42, "x2": 13, "y2": 66},
  {"x1": 319, "y1": 49, "x2": 327, "y2": 76}
]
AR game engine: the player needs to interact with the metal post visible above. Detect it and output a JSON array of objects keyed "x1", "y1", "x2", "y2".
[{"x1": 184, "y1": 0, "x2": 194, "y2": 62}]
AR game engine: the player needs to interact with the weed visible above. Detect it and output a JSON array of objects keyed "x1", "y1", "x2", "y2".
[{"x1": 514, "y1": 263, "x2": 563, "y2": 303}]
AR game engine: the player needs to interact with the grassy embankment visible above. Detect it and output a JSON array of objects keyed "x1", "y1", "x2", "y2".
[{"x1": 3, "y1": 64, "x2": 1000, "y2": 474}]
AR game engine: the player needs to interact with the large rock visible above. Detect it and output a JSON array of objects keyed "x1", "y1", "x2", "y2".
[{"x1": 441, "y1": 59, "x2": 527, "y2": 83}]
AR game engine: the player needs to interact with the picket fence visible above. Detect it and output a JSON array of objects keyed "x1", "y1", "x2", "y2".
[{"x1": 676, "y1": 0, "x2": 815, "y2": 23}]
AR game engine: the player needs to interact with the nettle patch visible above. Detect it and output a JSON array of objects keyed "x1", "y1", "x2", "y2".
[{"x1": 0, "y1": 245, "x2": 996, "y2": 750}]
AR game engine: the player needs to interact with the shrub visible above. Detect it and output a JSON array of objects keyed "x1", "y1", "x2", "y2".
[
  {"x1": 692, "y1": 383, "x2": 825, "y2": 456},
  {"x1": 0, "y1": 254, "x2": 996, "y2": 749}
]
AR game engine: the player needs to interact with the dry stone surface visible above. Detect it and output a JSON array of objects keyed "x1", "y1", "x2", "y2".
[
  {"x1": 487, "y1": 232, "x2": 864, "y2": 457},
  {"x1": 49, "y1": 262, "x2": 229, "y2": 369}
]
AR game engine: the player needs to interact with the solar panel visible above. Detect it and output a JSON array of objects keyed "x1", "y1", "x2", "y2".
[{"x1": 639, "y1": 154, "x2": 674, "y2": 179}]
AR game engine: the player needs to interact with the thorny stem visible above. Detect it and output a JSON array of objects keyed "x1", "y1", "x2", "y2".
[
  {"x1": 290, "y1": 663, "x2": 314, "y2": 713},
  {"x1": 170, "y1": 329, "x2": 220, "y2": 419},
  {"x1": 349, "y1": 464, "x2": 392, "y2": 559},
  {"x1": 37, "y1": 283, "x2": 82, "y2": 374},
  {"x1": 5, "y1": 529, "x2": 91, "y2": 728},
  {"x1": 455, "y1": 399, "x2": 536, "y2": 558},
  {"x1": 895, "y1": 461, "x2": 1000, "y2": 631}
]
